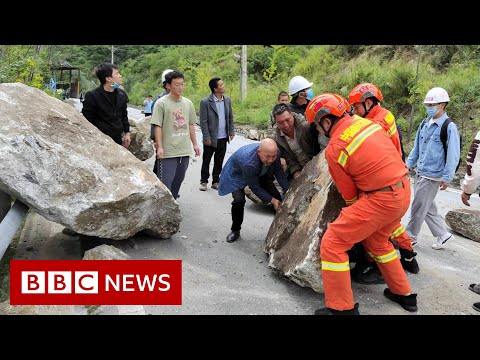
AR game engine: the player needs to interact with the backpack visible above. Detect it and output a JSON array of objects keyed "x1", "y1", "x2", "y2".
[{"x1": 420, "y1": 117, "x2": 462, "y2": 172}]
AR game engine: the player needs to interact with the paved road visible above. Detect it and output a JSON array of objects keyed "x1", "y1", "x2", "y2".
[{"x1": 11, "y1": 100, "x2": 480, "y2": 315}]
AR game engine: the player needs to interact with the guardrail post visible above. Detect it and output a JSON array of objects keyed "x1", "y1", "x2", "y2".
[{"x1": 0, "y1": 199, "x2": 29, "y2": 261}]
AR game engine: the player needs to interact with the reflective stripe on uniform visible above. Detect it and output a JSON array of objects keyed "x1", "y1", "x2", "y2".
[
  {"x1": 384, "y1": 111, "x2": 395, "y2": 124},
  {"x1": 337, "y1": 123, "x2": 383, "y2": 167},
  {"x1": 387, "y1": 123, "x2": 397, "y2": 137},
  {"x1": 371, "y1": 249, "x2": 398, "y2": 264},
  {"x1": 338, "y1": 151, "x2": 348, "y2": 167},
  {"x1": 390, "y1": 224, "x2": 405, "y2": 239},
  {"x1": 345, "y1": 197, "x2": 357, "y2": 206},
  {"x1": 385, "y1": 112, "x2": 397, "y2": 137},
  {"x1": 321, "y1": 260, "x2": 350, "y2": 272}
]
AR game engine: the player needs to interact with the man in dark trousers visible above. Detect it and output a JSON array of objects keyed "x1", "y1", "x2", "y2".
[
  {"x1": 151, "y1": 68, "x2": 173, "y2": 176},
  {"x1": 218, "y1": 138, "x2": 288, "y2": 243},
  {"x1": 81, "y1": 62, "x2": 131, "y2": 148},
  {"x1": 199, "y1": 77, "x2": 235, "y2": 191}
]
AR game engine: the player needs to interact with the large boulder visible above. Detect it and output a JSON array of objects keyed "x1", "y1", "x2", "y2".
[
  {"x1": 445, "y1": 208, "x2": 480, "y2": 242},
  {"x1": 0, "y1": 83, "x2": 180, "y2": 240},
  {"x1": 128, "y1": 117, "x2": 154, "y2": 161},
  {"x1": 263, "y1": 151, "x2": 345, "y2": 293}
]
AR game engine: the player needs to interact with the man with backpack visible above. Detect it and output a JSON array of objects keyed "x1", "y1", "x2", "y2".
[{"x1": 405, "y1": 87, "x2": 461, "y2": 250}]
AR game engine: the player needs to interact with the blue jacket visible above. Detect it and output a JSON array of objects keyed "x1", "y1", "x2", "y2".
[
  {"x1": 406, "y1": 113, "x2": 460, "y2": 183},
  {"x1": 218, "y1": 143, "x2": 289, "y2": 203}
]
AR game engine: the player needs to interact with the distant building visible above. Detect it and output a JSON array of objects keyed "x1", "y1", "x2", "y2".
[{"x1": 50, "y1": 62, "x2": 81, "y2": 98}]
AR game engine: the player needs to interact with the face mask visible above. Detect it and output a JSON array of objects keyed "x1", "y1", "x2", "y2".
[
  {"x1": 306, "y1": 88, "x2": 314, "y2": 100},
  {"x1": 111, "y1": 82, "x2": 120, "y2": 90},
  {"x1": 426, "y1": 105, "x2": 439, "y2": 117},
  {"x1": 318, "y1": 133, "x2": 330, "y2": 148}
]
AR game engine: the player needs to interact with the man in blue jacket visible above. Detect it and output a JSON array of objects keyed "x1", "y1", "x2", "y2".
[
  {"x1": 218, "y1": 138, "x2": 288, "y2": 242},
  {"x1": 405, "y1": 87, "x2": 460, "y2": 250}
]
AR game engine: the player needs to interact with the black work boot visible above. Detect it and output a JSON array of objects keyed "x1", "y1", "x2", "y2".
[
  {"x1": 314, "y1": 303, "x2": 360, "y2": 315},
  {"x1": 384, "y1": 288, "x2": 418, "y2": 312},
  {"x1": 399, "y1": 248, "x2": 420, "y2": 274},
  {"x1": 352, "y1": 262, "x2": 385, "y2": 285},
  {"x1": 226, "y1": 230, "x2": 240, "y2": 243}
]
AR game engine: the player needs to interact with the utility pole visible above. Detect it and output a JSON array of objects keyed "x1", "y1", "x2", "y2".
[
  {"x1": 408, "y1": 46, "x2": 421, "y2": 141},
  {"x1": 240, "y1": 45, "x2": 247, "y2": 101},
  {"x1": 111, "y1": 45, "x2": 116, "y2": 64}
]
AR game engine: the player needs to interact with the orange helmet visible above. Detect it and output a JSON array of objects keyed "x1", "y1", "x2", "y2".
[
  {"x1": 348, "y1": 83, "x2": 383, "y2": 104},
  {"x1": 305, "y1": 93, "x2": 351, "y2": 124}
]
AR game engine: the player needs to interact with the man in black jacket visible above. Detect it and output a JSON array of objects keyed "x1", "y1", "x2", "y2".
[
  {"x1": 82, "y1": 63, "x2": 131, "y2": 148},
  {"x1": 63, "y1": 63, "x2": 132, "y2": 237}
]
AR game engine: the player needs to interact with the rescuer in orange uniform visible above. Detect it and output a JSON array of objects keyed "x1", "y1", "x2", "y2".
[
  {"x1": 305, "y1": 93, "x2": 417, "y2": 315},
  {"x1": 348, "y1": 83, "x2": 419, "y2": 276}
]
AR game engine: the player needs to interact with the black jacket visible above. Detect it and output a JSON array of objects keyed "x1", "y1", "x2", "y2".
[{"x1": 82, "y1": 86, "x2": 129, "y2": 143}]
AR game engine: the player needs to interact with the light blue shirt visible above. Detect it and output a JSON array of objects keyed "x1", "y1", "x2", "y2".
[
  {"x1": 144, "y1": 99, "x2": 153, "y2": 114},
  {"x1": 214, "y1": 96, "x2": 227, "y2": 139},
  {"x1": 406, "y1": 112, "x2": 461, "y2": 183}
]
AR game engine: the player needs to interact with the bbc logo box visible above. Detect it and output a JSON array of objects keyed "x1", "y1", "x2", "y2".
[{"x1": 9, "y1": 260, "x2": 182, "y2": 305}]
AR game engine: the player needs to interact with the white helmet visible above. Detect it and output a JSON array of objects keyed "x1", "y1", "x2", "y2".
[
  {"x1": 288, "y1": 75, "x2": 313, "y2": 96},
  {"x1": 161, "y1": 69, "x2": 174, "y2": 83},
  {"x1": 424, "y1": 87, "x2": 450, "y2": 104}
]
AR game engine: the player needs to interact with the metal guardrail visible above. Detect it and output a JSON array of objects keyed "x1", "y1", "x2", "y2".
[{"x1": 0, "y1": 199, "x2": 28, "y2": 261}]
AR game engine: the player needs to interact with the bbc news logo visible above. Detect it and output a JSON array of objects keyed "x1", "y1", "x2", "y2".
[{"x1": 9, "y1": 260, "x2": 182, "y2": 305}]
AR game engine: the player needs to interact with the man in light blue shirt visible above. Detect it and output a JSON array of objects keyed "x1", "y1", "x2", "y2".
[
  {"x1": 405, "y1": 87, "x2": 461, "y2": 250},
  {"x1": 143, "y1": 95, "x2": 153, "y2": 117}
]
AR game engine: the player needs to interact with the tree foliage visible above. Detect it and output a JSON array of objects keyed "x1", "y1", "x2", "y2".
[{"x1": 2, "y1": 44, "x2": 480, "y2": 155}]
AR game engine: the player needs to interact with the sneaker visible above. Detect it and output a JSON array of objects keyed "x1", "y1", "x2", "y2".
[
  {"x1": 211, "y1": 183, "x2": 219, "y2": 190},
  {"x1": 384, "y1": 288, "x2": 418, "y2": 312},
  {"x1": 199, "y1": 183, "x2": 207, "y2": 191},
  {"x1": 314, "y1": 303, "x2": 360, "y2": 315},
  {"x1": 431, "y1": 233, "x2": 454, "y2": 250},
  {"x1": 399, "y1": 248, "x2": 420, "y2": 274},
  {"x1": 473, "y1": 302, "x2": 480, "y2": 312}
]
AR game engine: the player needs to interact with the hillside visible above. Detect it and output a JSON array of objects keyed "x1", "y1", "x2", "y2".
[{"x1": 1, "y1": 44, "x2": 479, "y2": 157}]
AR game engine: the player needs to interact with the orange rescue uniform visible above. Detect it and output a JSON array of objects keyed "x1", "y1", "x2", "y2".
[
  {"x1": 362, "y1": 106, "x2": 413, "y2": 251},
  {"x1": 322, "y1": 114, "x2": 411, "y2": 310}
]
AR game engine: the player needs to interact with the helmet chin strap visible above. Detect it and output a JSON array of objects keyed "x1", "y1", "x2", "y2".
[
  {"x1": 321, "y1": 118, "x2": 336, "y2": 138},
  {"x1": 321, "y1": 115, "x2": 345, "y2": 137},
  {"x1": 363, "y1": 100, "x2": 378, "y2": 117},
  {"x1": 320, "y1": 122, "x2": 329, "y2": 137}
]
